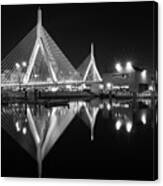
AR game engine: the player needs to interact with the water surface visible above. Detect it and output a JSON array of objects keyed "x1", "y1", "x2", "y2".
[{"x1": 1, "y1": 98, "x2": 157, "y2": 180}]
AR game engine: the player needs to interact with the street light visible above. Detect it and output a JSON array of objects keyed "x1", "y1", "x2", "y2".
[
  {"x1": 15, "y1": 63, "x2": 21, "y2": 69},
  {"x1": 34, "y1": 74, "x2": 39, "y2": 78},
  {"x1": 99, "y1": 84, "x2": 104, "y2": 90},
  {"x1": 22, "y1": 61, "x2": 27, "y2": 68},
  {"x1": 126, "y1": 61, "x2": 134, "y2": 72},
  {"x1": 115, "y1": 63, "x2": 122, "y2": 73},
  {"x1": 106, "y1": 82, "x2": 112, "y2": 90}
]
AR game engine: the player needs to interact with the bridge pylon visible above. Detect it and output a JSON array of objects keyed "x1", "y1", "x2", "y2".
[{"x1": 78, "y1": 43, "x2": 103, "y2": 83}]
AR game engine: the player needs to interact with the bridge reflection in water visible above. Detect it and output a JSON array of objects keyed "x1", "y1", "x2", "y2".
[{"x1": 1, "y1": 98, "x2": 157, "y2": 178}]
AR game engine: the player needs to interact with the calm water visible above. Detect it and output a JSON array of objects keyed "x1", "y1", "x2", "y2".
[{"x1": 1, "y1": 98, "x2": 157, "y2": 180}]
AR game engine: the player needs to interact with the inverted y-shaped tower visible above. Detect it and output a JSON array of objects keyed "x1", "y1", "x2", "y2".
[
  {"x1": 78, "y1": 43, "x2": 103, "y2": 83},
  {"x1": 2, "y1": 8, "x2": 81, "y2": 87},
  {"x1": 23, "y1": 8, "x2": 58, "y2": 84}
]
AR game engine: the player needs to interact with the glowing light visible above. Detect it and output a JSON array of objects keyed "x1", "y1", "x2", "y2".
[
  {"x1": 99, "y1": 103, "x2": 104, "y2": 109},
  {"x1": 141, "y1": 70, "x2": 147, "y2": 80},
  {"x1": 112, "y1": 102, "x2": 120, "y2": 107},
  {"x1": 47, "y1": 110, "x2": 51, "y2": 117},
  {"x1": 106, "y1": 82, "x2": 112, "y2": 90},
  {"x1": 112, "y1": 85, "x2": 120, "y2": 90},
  {"x1": 22, "y1": 61, "x2": 27, "y2": 67},
  {"x1": 22, "y1": 127, "x2": 27, "y2": 135},
  {"x1": 80, "y1": 84, "x2": 87, "y2": 90},
  {"x1": 46, "y1": 77, "x2": 52, "y2": 82},
  {"x1": 91, "y1": 127, "x2": 94, "y2": 141},
  {"x1": 15, "y1": 63, "x2": 21, "y2": 69},
  {"x1": 106, "y1": 103, "x2": 111, "y2": 111},
  {"x1": 99, "y1": 84, "x2": 104, "y2": 89},
  {"x1": 15, "y1": 121, "x2": 20, "y2": 132},
  {"x1": 82, "y1": 84, "x2": 86, "y2": 88},
  {"x1": 141, "y1": 113, "x2": 147, "y2": 125},
  {"x1": 34, "y1": 74, "x2": 39, "y2": 78},
  {"x1": 126, "y1": 62, "x2": 133, "y2": 72},
  {"x1": 126, "y1": 121, "x2": 132, "y2": 133},
  {"x1": 143, "y1": 99, "x2": 151, "y2": 106},
  {"x1": 123, "y1": 104, "x2": 129, "y2": 108},
  {"x1": 115, "y1": 63, "x2": 122, "y2": 72},
  {"x1": 116, "y1": 120, "x2": 122, "y2": 130},
  {"x1": 121, "y1": 85, "x2": 129, "y2": 89},
  {"x1": 149, "y1": 85, "x2": 154, "y2": 91},
  {"x1": 66, "y1": 85, "x2": 72, "y2": 90},
  {"x1": 51, "y1": 87, "x2": 58, "y2": 92}
]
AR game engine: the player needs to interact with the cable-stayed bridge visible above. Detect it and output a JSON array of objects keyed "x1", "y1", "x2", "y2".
[{"x1": 1, "y1": 8, "x2": 102, "y2": 90}]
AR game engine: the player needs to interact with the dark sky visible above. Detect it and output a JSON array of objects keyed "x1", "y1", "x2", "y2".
[{"x1": 1, "y1": 2, "x2": 157, "y2": 73}]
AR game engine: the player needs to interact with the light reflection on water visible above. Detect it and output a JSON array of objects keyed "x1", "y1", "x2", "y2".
[{"x1": 1, "y1": 98, "x2": 157, "y2": 177}]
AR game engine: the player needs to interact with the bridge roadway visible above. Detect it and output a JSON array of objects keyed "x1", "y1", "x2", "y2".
[{"x1": 1, "y1": 80, "x2": 103, "y2": 89}]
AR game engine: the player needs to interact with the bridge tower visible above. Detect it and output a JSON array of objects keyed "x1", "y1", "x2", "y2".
[
  {"x1": 78, "y1": 43, "x2": 103, "y2": 83},
  {"x1": 37, "y1": 7, "x2": 42, "y2": 38},
  {"x1": 1, "y1": 7, "x2": 82, "y2": 88},
  {"x1": 23, "y1": 8, "x2": 58, "y2": 84}
]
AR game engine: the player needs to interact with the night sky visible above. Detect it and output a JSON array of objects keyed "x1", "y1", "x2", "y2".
[{"x1": 1, "y1": 2, "x2": 157, "y2": 73}]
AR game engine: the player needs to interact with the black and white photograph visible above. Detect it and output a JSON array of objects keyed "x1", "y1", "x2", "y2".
[{"x1": 1, "y1": 1, "x2": 158, "y2": 180}]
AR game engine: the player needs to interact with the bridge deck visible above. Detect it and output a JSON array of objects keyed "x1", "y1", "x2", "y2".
[{"x1": 1, "y1": 80, "x2": 103, "y2": 88}]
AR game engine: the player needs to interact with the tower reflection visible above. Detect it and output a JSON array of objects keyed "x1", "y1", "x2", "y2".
[
  {"x1": 78, "y1": 100, "x2": 99, "y2": 141},
  {"x1": 1, "y1": 98, "x2": 155, "y2": 177}
]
